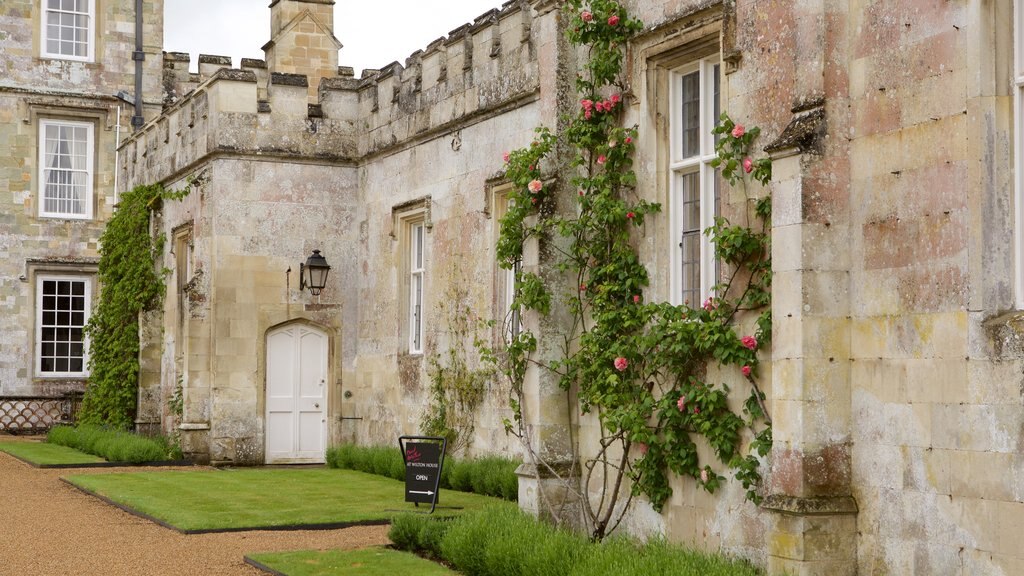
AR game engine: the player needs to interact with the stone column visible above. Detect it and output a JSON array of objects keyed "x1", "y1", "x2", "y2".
[
  {"x1": 515, "y1": 0, "x2": 581, "y2": 527},
  {"x1": 763, "y1": 103, "x2": 858, "y2": 575}
]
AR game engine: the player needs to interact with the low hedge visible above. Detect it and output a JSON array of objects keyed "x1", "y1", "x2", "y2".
[
  {"x1": 326, "y1": 444, "x2": 519, "y2": 501},
  {"x1": 47, "y1": 425, "x2": 181, "y2": 463},
  {"x1": 389, "y1": 506, "x2": 762, "y2": 576}
]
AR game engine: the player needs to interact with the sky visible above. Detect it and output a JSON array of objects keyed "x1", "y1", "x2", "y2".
[{"x1": 164, "y1": 0, "x2": 505, "y2": 75}]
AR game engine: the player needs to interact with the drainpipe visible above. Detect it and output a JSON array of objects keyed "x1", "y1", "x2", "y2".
[{"x1": 131, "y1": 0, "x2": 145, "y2": 129}]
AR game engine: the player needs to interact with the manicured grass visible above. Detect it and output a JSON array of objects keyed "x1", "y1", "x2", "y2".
[
  {"x1": 66, "y1": 468, "x2": 509, "y2": 532},
  {"x1": 247, "y1": 547, "x2": 455, "y2": 576},
  {"x1": 0, "y1": 441, "x2": 105, "y2": 466}
]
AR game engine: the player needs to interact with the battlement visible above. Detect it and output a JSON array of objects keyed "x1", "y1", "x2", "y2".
[
  {"x1": 124, "y1": 0, "x2": 545, "y2": 187},
  {"x1": 122, "y1": 62, "x2": 360, "y2": 188},
  {"x1": 348, "y1": 0, "x2": 541, "y2": 156}
]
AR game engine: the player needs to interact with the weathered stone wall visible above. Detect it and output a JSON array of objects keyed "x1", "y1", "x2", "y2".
[
  {"x1": 0, "y1": 0, "x2": 163, "y2": 396},
  {"x1": 121, "y1": 0, "x2": 541, "y2": 463},
  {"x1": 633, "y1": 0, "x2": 1022, "y2": 574},
  {"x1": 843, "y1": 2, "x2": 1022, "y2": 574},
  {"x1": 119, "y1": 0, "x2": 1024, "y2": 573}
]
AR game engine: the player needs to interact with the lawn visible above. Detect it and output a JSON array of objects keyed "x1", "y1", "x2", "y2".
[
  {"x1": 0, "y1": 441, "x2": 105, "y2": 467},
  {"x1": 246, "y1": 547, "x2": 455, "y2": 576},
  {"x1": 66, "y1": 468, "x2": 509, "y2": 532}
]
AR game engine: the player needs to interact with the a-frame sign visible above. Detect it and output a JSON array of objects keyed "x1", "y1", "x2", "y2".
[{"x1": 398, "y1": 436, "x2": 447, "y2": 514}]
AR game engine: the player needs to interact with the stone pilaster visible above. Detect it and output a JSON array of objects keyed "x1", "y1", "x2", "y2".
[
  {"x1": 764, "y1": 98, "x2": 858, "y2": 576},
  {"x1": 516, "y1": 0, "x2": 582, "y2": 527}
]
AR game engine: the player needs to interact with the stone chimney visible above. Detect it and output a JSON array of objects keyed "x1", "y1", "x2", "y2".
[{"x1": 262, "y1": 0, "x2": 342, "y2": 101}]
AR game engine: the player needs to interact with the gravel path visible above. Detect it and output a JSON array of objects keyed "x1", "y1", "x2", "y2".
[{"x1": 0, "y1": 437, "x2": 391, "y2": 575}]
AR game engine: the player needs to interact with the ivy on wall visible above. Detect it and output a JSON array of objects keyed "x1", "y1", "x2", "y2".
[
  {"x1": 422, "y1": 255, "x2": 492, "y2": 454},
  {"x1": 494, "y1": 0, "x2": 773, "y2": 540},
  {"x1": 80, "y1": 182, "x2": 191, "y2": 430}
]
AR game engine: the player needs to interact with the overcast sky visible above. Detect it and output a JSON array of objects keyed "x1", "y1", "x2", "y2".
[{"x1": 164, "y1": 0, "x2": 504, "y2": 75}]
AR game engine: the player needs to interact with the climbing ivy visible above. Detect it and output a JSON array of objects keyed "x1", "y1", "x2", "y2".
[
  {"x1": 494, "y1": 0, "x2": 773, "y2": 540},
  {"x1": 80, "y1": 182, "x2": 191, "y2": 429}
]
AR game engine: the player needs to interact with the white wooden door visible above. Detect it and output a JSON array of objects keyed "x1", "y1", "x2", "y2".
[{"x1": 265, "y1": 324, "x2": 327, "y2": 463}]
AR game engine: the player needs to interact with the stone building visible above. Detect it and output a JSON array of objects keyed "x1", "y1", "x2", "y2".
[
  {"x1": 0, "y1": 1, "x2": 162, "y2": 425},
  {"x1": 74, "y1": 0, "x2": 1024, "y2": 574}
]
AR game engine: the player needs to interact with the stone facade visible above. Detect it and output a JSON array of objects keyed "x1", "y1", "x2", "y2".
[
  {"x1": 0, "y1": 0, "x2": 162, "y2": 398},
  {"x1": 48, "y1": 0, "x2": 1024, "y2": 574}
]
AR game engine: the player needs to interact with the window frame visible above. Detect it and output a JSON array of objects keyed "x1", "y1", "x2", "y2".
[
  {"x1": 408, "y1": 220, "x2": 426, "y2": 355},
  {"x1": 40, "y1": 0, "x2": 96, "y2": 62},
  {"x1": 669, "y1": 55, "x2": 721, "y2": 307},
  {"x1": 38, "y1": 118, "x2": 94, "y2": 220},
  {"x1": 35, "y1": 274, "x2": 92, "y2": 378},
  {"x1": 491, "y1": 186, "x2": 522, "y2": 343},
  {"x1": 1015, "y1": 0, "x2": 1024, "y2": 308}
]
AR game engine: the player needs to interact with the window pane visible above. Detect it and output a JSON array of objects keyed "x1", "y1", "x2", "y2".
[
  {"x1": 680, "y1": 71, "x2": 700, "y2": 158},
  {"x1": 38, "y1": 278, "x2": 88, "y2": 373},
  {"x1": 679, "y1": 172, "x2": 701, "y2": 305},
  {"x1": 41, "y1": 121, "x2": 90, "y2": 216}
]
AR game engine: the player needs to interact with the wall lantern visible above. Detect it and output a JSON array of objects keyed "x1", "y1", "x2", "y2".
[{"x1": 299, "y1": 250, "x2": 331, "y2": 296}]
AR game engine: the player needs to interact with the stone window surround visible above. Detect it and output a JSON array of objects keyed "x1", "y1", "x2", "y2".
[
  {"x1": 39, "y1": 0, "x2": 96, "y2": 63},
  {"x1": 669, "y1": 53, "x2": 721, "y2": 307},
  {"x1": 392, "y1": 198, "x2": 430, "y2": 356},
  {"x1": 632, "y1": 12, "x2": 722, "y2": 305},
  {"x1": 38, "y1": 117, "x2": 95, "y2": 220},
  {"x1": 487, "y1": 182, "x2": 521, "y2": 345},
  {"x1": 25, "y1": 260, "x2": 98, "y2": 381},
  {"x1": 171, "y1": 223, "x2": 194, "y2": 353}
]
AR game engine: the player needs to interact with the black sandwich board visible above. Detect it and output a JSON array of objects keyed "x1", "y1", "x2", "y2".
[{"x1": 398, "y1": 436, "x2": 446, "y2": 514}]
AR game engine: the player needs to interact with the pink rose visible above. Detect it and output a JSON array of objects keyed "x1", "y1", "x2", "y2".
[
  {"x1": 700, "y1": 469, "x2": 709, "y2": 483},
  {"x1": 608, "y1": 15, "x2": 620, "y2": 26},
  {"x1": 594, "y1": 101, "x2": 605, "y2": 113},
  {"x1": 581, "y1": 10, "x2": 593, "y2": 22},
  {"x1": 614, "y1": 357, "x2": 628, "y2": 371},
  {"x1": 702, "y1": 297, "x2": 714, "y2": 311},
  {"x1": 677, "y1": 396, "x2": 686, "y2": 412},
  {"x1": 610, "y1": 93, "x2": 621, "y2": 104},
  {"x1": 580, "y1": 284, "x2": 587, "y2": 291},
  {"x1": 741, "y1": 365, "x2": 752, "y2": 377},
  {"x1": 530, "y1": 197, "x2": 537, "y2": 205},
  {"x1": 626, "y1": 212, "x2": 635, "y2": 219},
  {"x1": 743, "y1": 157, "x2": 753, "y2": 173},
  {"x1": 503, "y1": 151, "x2": 510, "y2": 163},
  {"x1": 741, "y1": 335, "x2": 758, "y2": 350},
  {"x1": 581, "y1": 99, "x2": 593, "y2": 111},
  {"x1": 597, "y1": 155, "x2": 607, "y2": 165},
  {"x1": 637, "y1": 442, "x2": 648, "y2": 454},
  {"x1": 633, "y1": 294, "x2": 640, "y2": 303},
  {"x1": 731, "y1": 124, "x2": 745, "y2": 138},
  {"x1": 603, "y1": 99, "x2": 612, "y2": 110},
  {"x1": 528, "y1": 179, "x2": 543, "y2": 193},
  {"x1": 584, "y1": 110, "x2": 593, "y2": 120},
  {"x1": 624, "y1": 136, "x2": 633, "y2": 145}
]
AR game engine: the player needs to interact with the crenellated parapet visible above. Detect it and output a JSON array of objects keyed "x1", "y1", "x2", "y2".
[
  {"x1": 127, "y1": 0, "x2": 545, "y2": 187},
  {"x1": 121, "y1": 64, "x2": 360, "y2": 189},
  {"x1": 352, "y1": 0, "x2": 540, "y2": 157}
]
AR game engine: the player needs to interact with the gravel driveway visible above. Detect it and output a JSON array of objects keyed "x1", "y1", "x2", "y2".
[{"x1": 0, "y1": 437, "x2": 390, "y2": 575}]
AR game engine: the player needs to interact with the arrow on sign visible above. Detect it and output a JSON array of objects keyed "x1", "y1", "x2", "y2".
[{"x1": 409, "y1": 490, "x2": 435, "y2": 496}]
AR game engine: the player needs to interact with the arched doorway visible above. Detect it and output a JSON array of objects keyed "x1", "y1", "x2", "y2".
[{"x1": 265, "y1": 323, "x2": 328, "y2": 463}]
